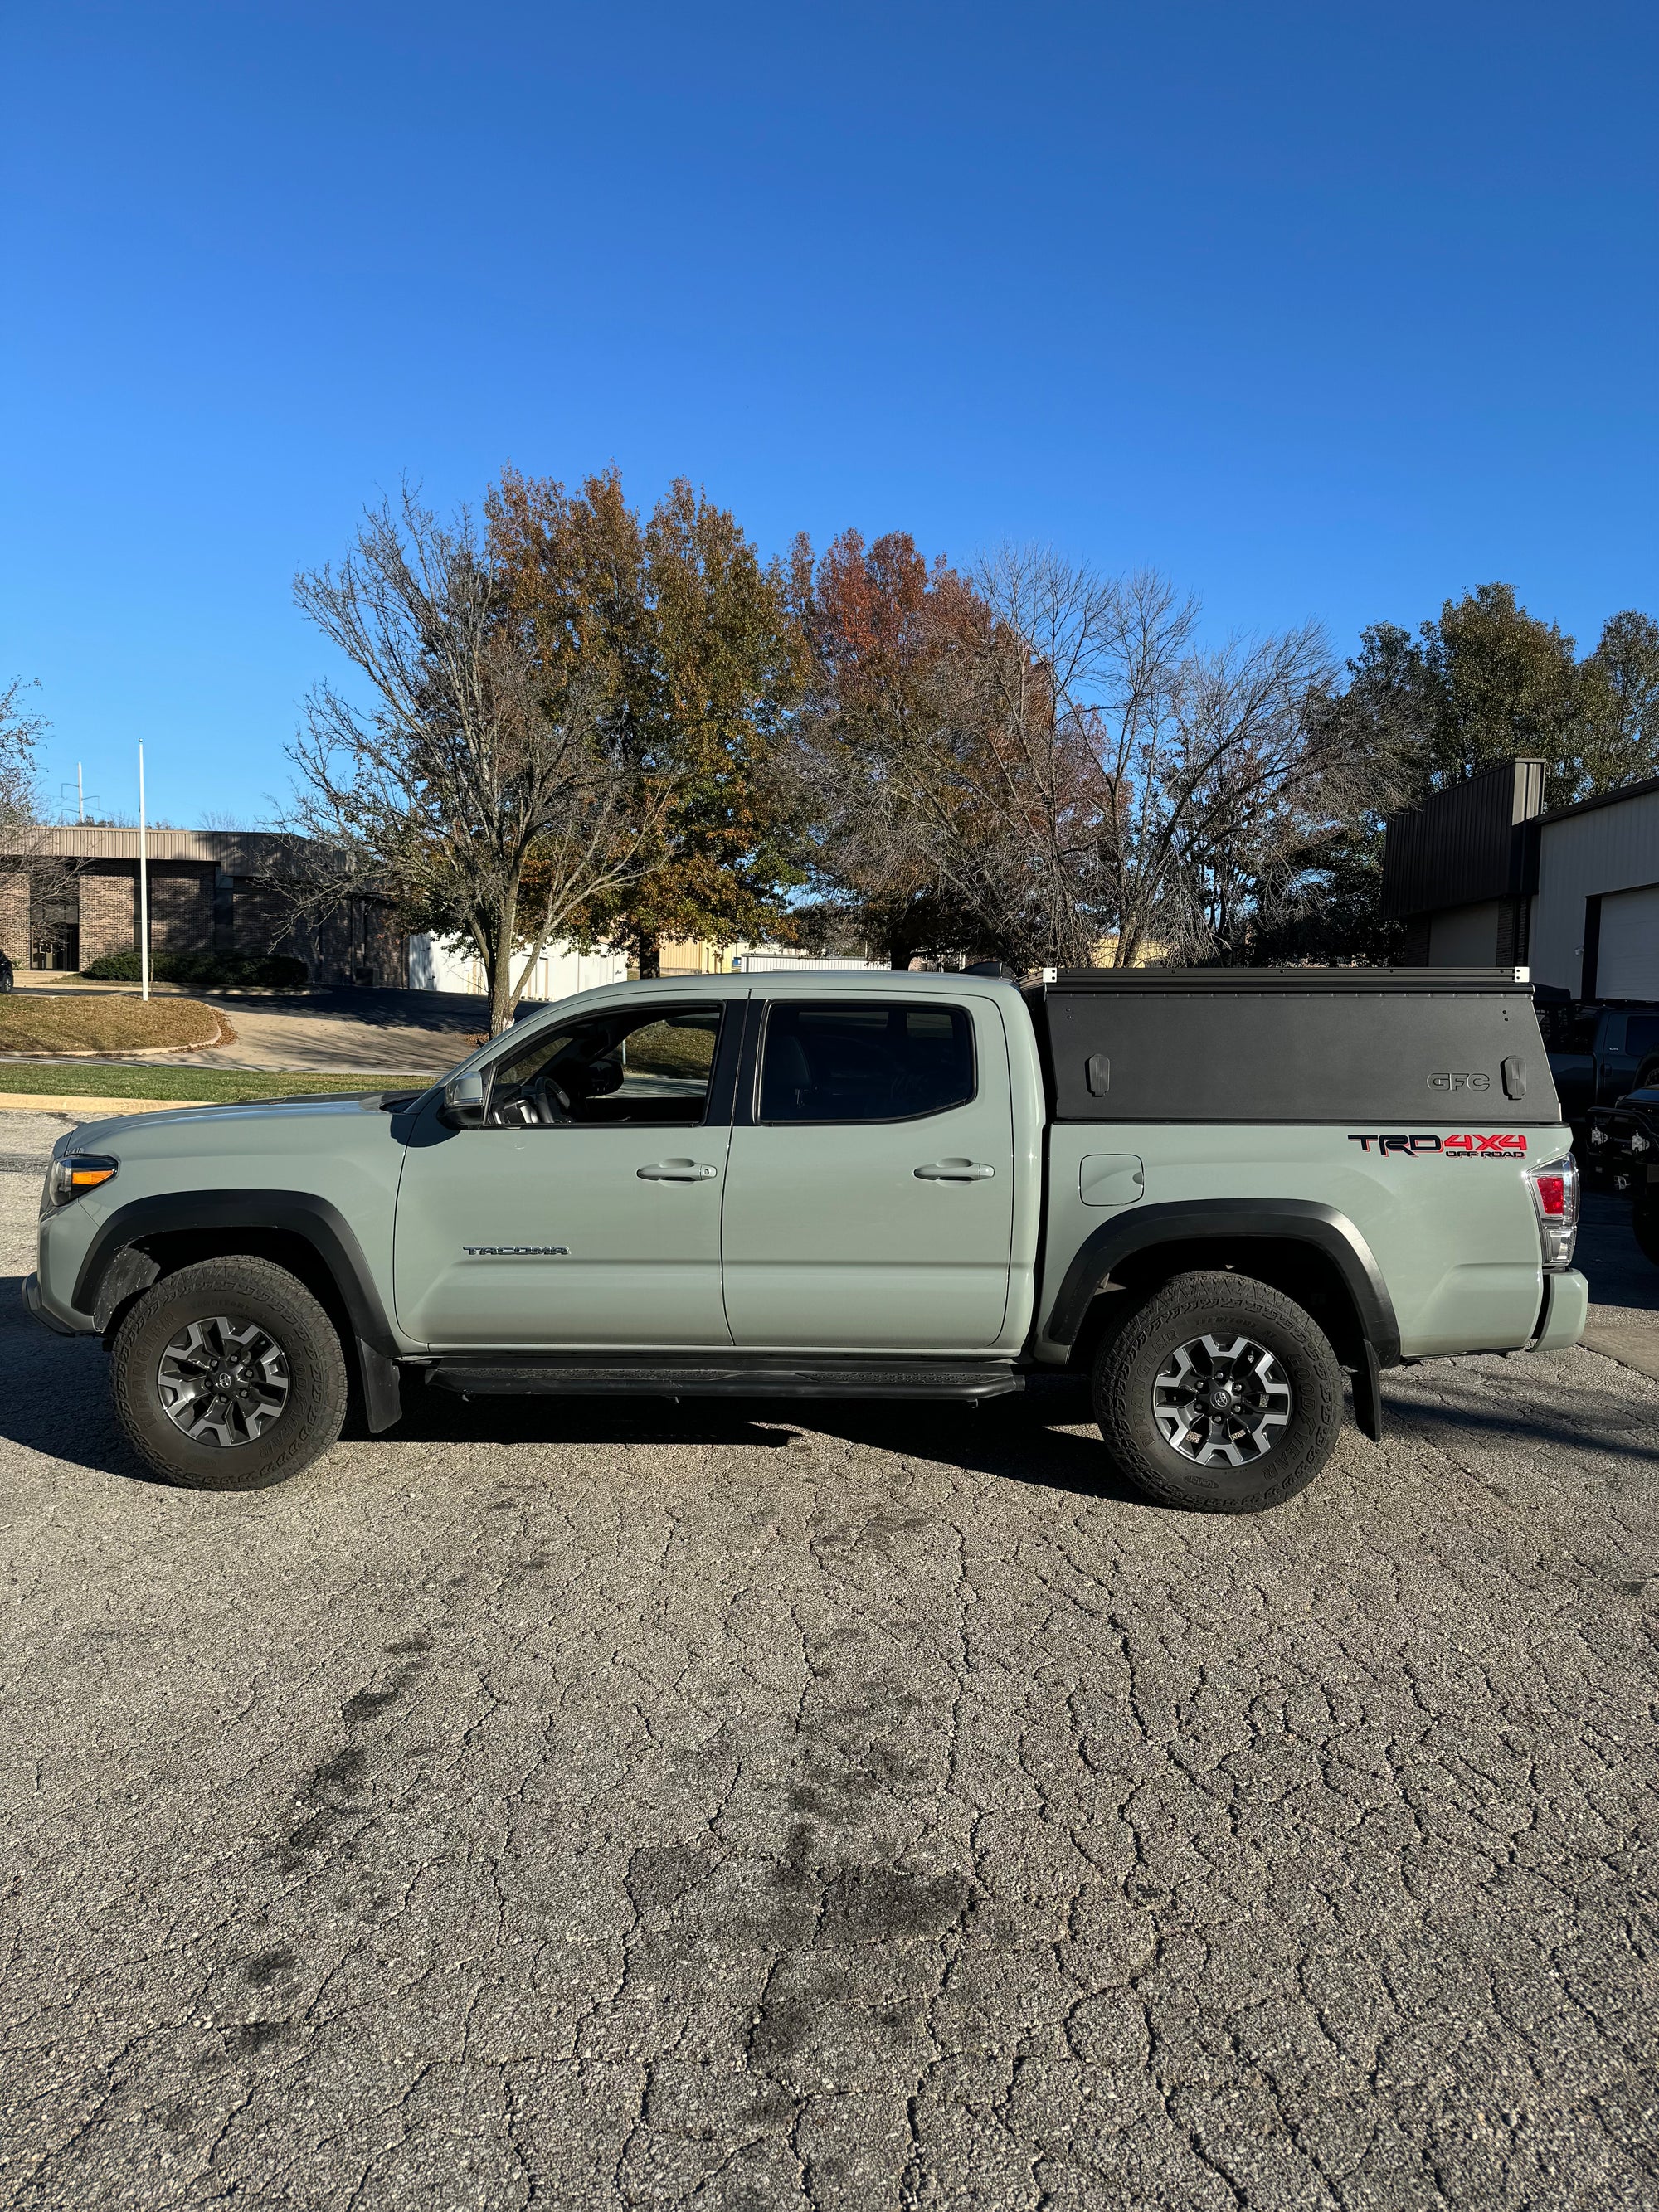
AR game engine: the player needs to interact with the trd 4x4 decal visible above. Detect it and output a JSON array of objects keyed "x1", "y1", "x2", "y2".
[{"x1": 1346, "y1": 1133, "x2": 1528, "y2": 1156}]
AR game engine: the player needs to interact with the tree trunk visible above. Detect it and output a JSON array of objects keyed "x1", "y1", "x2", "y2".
[
  {"x1": 488, "y1": 884, "x2": 520, "y2": 1035},
  {"x1": 637, "y1": 930, "x2": 661, "y2": 980},
  {"x1": 488, "y1": 955, "x2": 513, "y2": 1038}
]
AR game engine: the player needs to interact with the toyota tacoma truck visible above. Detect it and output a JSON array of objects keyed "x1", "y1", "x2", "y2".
[{"x1": 25, "y1": 966, "x2": 1587, "y2": 1514}]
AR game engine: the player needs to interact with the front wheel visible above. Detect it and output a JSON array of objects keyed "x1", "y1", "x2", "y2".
[
  {"x1": 1092, "y1": 1271, "x2": 1345, "y2": 1513},
  {"x1": 109, "y1": 1257, "x2": 348, "y2": 1490}
]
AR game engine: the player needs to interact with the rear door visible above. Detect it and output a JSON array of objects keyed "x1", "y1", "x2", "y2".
[{"x1": 720, "y1": 993, "x2": 1015, "y2": 1349}]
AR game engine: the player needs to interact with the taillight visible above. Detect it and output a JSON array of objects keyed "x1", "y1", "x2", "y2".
[{"x1": 1526, "y1": 1155, "x2": 1579, "y2": 1271}]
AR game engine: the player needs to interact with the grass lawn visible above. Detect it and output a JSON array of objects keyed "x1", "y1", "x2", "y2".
[
  {"x1": 0, "y1": 1065, "x2": 437, "y2": 1104},
  {"x1": 0, "y1": 995, "x2": 228, "y2": 1054}
]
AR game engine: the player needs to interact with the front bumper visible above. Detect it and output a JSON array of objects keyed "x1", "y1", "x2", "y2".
[
  {"x1": 1532, "y1": 1269, "x2": 1589, "y2": 1353},
  {"x1": 22, "y1": 1272, "x2": 79, "y2": 1335},
  {"x1": 1587, "y1": 1099, "x2": 1659, "y2": 1194},
  {"x1": 22, "y1": 1270, "x2": 98, "y2": 1337}
]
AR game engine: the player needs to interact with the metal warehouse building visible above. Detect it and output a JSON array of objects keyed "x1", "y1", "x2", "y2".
[{"x1": 1383, "y1": 761, "x2": 1659, "y2": 999}]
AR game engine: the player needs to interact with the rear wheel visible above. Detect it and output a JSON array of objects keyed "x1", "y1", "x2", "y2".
[
  {"x1": 109, "y1": 1257, "x2": 348, "y2": 1490},
  {"x1": 1092, "y1": 1270, "x2": 1344, "y2": 1513}
]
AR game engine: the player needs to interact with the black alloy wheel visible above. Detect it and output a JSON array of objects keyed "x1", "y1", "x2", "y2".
[
  {"x1": 1092, "y1": 1270, "x2": 1345, "y2": 1514},
  {"x1": 110, "y1": 1256, "x2": 348, "y2": 1490}
]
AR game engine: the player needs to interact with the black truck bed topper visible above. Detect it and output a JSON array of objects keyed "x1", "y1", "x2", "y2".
[{"x1": 1026, "y1": 968, "x2": 1560, "y2": 1125}]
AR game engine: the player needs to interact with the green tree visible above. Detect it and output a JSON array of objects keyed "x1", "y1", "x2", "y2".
[
  {"x1": 1420, "y1": 583, "x2": 1613, "y2": 809},
  {"x1": 492, "y1": 471, "x2": 809, "y2": 976},
  {"x1": 1587, "y1": 608, "x2": 1659, "y2": 791}
]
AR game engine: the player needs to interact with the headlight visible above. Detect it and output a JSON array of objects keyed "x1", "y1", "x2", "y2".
[{"x1": 42, "y1": 1155, "x2": 119, "y2": 1212}]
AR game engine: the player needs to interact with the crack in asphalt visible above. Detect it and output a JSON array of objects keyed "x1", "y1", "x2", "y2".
[{"x1": 1, "y1": 1131, "x2": 1656, "y2": 2206}]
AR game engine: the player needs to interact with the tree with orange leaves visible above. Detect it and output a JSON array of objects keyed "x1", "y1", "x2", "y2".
[
  {"x1": 792, "y1": 528, "x2": 1018, "y2": 966},
  {"x1": 492, "y1": 468, "x2": 810, "y2": 978}
]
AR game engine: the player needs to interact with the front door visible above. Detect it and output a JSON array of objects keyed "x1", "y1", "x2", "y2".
[
  {"x1": 393, "y1": 999, "x2": 737, "y2": 1349},
  {"x1": 720, "y1": 994, "x2": 1016, "y2": 1349}
]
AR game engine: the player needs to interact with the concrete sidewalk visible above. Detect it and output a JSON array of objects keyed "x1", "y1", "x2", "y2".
[{"x1": 186, "y1": 994, "x2": 474, "y2": 1075}]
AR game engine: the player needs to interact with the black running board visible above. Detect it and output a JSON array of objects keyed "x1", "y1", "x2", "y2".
[{"x1": 426, "y1": 1356, "x2": 1023, "y2": 1403}]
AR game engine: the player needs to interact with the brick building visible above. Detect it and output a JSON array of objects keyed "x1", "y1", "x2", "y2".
[{"x1": 0, "y1": 827, "x2": 407, "y2": 986}]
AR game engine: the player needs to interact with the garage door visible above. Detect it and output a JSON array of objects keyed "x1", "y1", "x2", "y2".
[{"x1": 1598, "y1": 882, "x2": 1659, "y2": 999}]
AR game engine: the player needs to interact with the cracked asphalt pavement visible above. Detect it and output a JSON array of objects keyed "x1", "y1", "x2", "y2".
[{"x1": 2, "y1": 1109, "x2": 1656, "y2": 2210}]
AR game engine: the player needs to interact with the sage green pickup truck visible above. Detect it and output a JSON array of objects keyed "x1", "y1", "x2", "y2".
[{"x1": 26, "y1": 967, "x2": 1586, "y2": 1513}]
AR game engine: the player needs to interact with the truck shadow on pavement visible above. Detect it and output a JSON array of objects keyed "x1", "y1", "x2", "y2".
[
  {"x1": 394, "y1": 1371, "x2": 1151, "y2": 1505},
  {"x1": 1389, "y1": 1389, "x2": 1659, "y2": 1466},
  {"x1": 9, "y1": 1275, "x2": 1656, "y2": 1497},
  {"x1": 1, "y1": 1286, "x2": 1138, "y2": 1501}
]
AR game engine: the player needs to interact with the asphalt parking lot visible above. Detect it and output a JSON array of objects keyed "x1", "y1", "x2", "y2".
[{"x1": 2, "y1": 1111, "x2": 1656, "y2": 2210}]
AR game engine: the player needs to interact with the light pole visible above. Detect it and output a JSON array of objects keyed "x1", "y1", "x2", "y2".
[{"x1": 138, "y1": 744, "x2": 150, "y2": 1002}]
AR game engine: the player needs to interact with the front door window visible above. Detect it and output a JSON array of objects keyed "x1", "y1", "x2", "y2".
[{"x1": 485, "y1": 1006, "x2": 720, "y2": 1128}]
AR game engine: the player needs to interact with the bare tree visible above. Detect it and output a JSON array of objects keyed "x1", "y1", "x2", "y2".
[
  {"x1": 954, "y1": 555, "x2": 1400, "y2": 966},
  {"x1": 0, "y1": 679, "x2": 86, "y2": 965},
  {"x1": 290, "y1": 489, "x2": 667, "y2": 1033},
  {"x1": 786, "y1": 536, "x2": 1404, "y2": 972},
  {"x1": 0, "y1": 678, "x2": 48, "y2": 853}
]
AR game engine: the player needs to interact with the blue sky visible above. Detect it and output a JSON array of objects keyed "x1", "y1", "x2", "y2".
[{"x1": 5, "y1": 2, "x2": 1657, "y2": 826}]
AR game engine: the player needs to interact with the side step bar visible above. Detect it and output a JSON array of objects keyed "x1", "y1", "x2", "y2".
[{"x1": 426, "y1": 1356, "x2": 1024, "y2": 1403}]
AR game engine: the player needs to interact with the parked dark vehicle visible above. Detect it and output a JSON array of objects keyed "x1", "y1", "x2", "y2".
[
  {"x1": 1588, "y1": 1085, "x2": 1659, "y2": 1266},
  {"x1": 1542, "y1": 1003, "x2": 1659, "y2": 1128}
]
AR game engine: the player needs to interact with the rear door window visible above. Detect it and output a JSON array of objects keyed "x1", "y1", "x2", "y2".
[{"x1": 757, "y1": 1001, "x2": 975, "y2": 1124}]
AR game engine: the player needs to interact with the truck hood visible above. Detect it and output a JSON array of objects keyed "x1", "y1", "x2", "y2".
[{"x1": 60, "y1": 1089, "x2": 426, "y2": 1157}]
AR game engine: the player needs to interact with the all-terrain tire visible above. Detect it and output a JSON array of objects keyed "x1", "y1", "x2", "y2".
[
  {"x1": 1634, "y1": 1198, "x2": 1659, "y2": 1270},
  {"x1": 1092, "y1": 1270, "x2": 1345, "y2": 1514},
  {"x1": 109, "y1": 1256, "x2": 348, "y2": 1490}
]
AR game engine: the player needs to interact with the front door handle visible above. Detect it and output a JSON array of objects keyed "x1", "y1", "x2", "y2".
[
  {"x1": 637, "y1": 1159, "x2": 718, "y2": 1181},
  {"x1": 914, "y1": 1159, "x2": 995, "y2": 1181}
]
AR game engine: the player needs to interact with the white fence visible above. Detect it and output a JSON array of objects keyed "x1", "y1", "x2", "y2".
[{"x1": 407, "y1": 934, "x2": 630, "y2": 999}]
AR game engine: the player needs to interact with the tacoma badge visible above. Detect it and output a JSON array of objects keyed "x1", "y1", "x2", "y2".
[{"x1": 461, "y1": 1244, "x2": 571, "y2": 1257}]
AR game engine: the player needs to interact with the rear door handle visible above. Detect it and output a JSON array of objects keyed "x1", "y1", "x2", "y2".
[
  {"x1": 914, "y1": 1160, "x2": 995, "y2": 1180},
  {"x1": 637, "y1": 1159, "x2": 718, "y2": 1181}
]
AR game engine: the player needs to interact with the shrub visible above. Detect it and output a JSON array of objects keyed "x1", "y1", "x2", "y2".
[{"x1": 81, "y1": 949, "x2": 309, "y2": 989}]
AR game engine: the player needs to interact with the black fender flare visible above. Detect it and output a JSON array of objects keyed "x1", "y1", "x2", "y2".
[
  {"x1": 72, "y1": 1191, "x2": 403, "y2": 1431},
  {"x1": 1045, "y1": 1198, "x2": 1401, "y2": 1373}
]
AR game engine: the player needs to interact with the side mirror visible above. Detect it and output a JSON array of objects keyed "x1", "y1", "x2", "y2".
[{"x1": 439, "y1": 1071, "x2": 487, "y2": 1130}]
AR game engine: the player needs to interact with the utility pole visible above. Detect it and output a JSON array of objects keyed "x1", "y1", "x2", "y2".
[
  {"x1": 77, "y1": 763, "x2": 84, "y2": 824},
  {"x1": 138, "y1": 744, "x2": 150, "y2": 1002}
]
